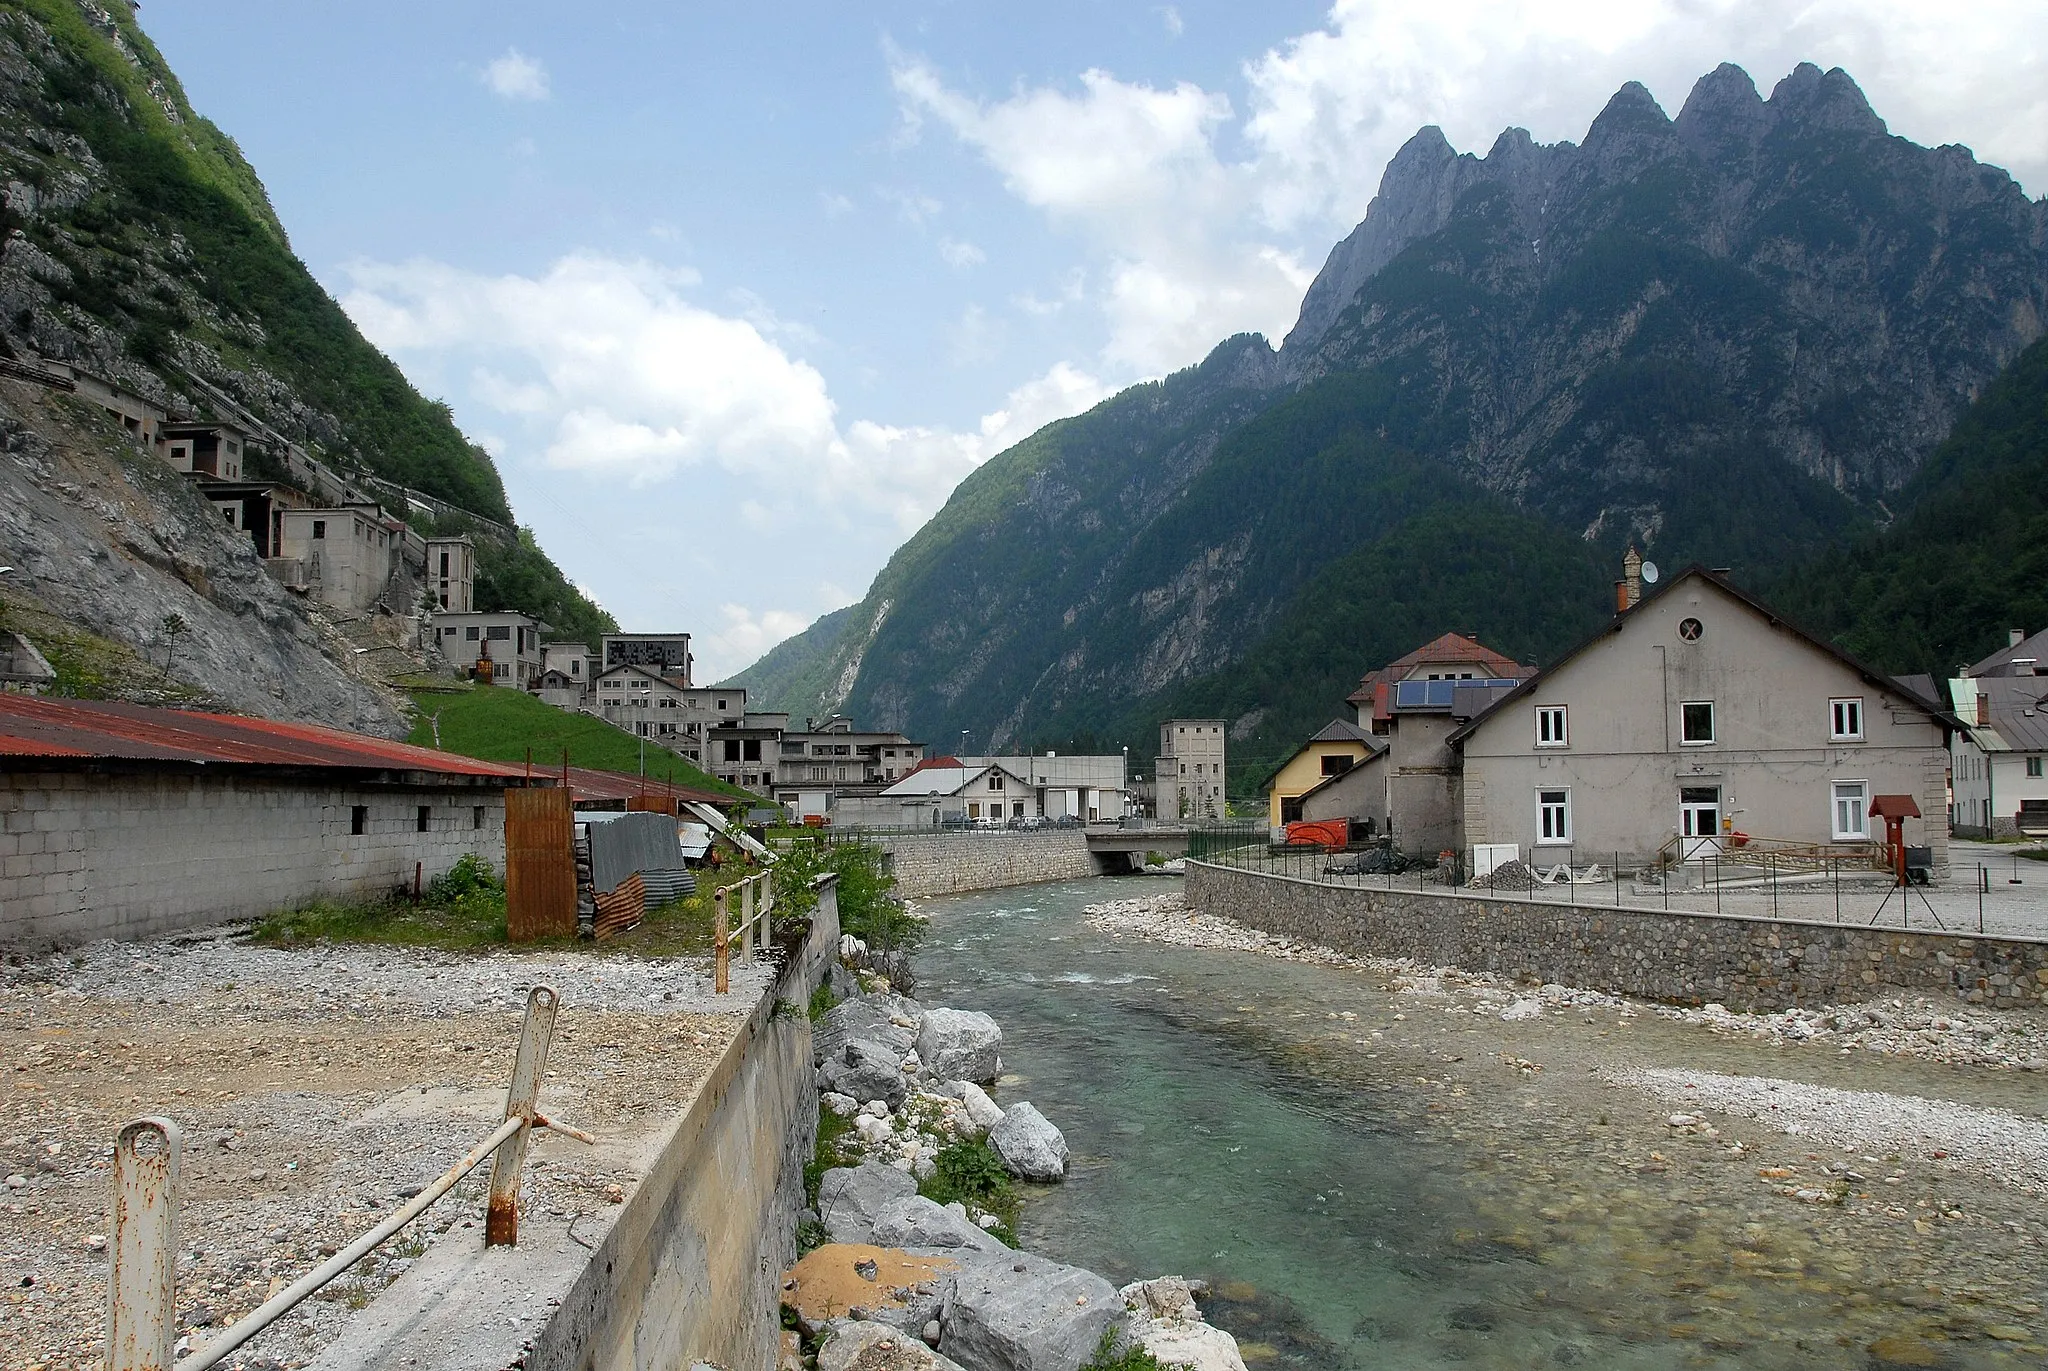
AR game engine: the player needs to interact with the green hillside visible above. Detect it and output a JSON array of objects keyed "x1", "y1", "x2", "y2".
[
  {"x1": 407, "y1": 685, "x2": 754, "y2": 802},
  {"x1": 0, "y1": 0, "x2": 607, "y2": 639},
  {"x1": 1773, "y1": 335, "x2": 2048, "y2": 677}
]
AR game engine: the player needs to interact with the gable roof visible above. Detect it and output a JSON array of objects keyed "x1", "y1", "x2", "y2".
[
  {"x1": 1448, "y1": 566, "x2": 1963, "y2": 748},
  {"x1": 1346, "y1": 632, "x2": 1534, "y2": 709},
  {"x1": 1293, "y1": 746, "x2": 1387, "y2": 806},
  {"x1": 1967, "y1": 627, "x2": 2048, "y2": 677},
  {"x1": 880, "y1": 761, "x2": 1030, "y2": 798},
  {"x1": 593, "y1": 663, "x2": 689, "y2": 690},
  {"x1": 1261, "y1": 719, "x2": 1384, "y2": 790},
  {"x1": 1963, "y1": 675, "x2": 2048, "y2": 752}
]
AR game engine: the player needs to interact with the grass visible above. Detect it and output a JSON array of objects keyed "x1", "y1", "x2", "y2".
[
  {"x1": 1080, "y1": 1330, "x2": 1163, "y2": 1371},
  {"x1": 405, "y1": 684, "x2": 754, "y2": 801}
]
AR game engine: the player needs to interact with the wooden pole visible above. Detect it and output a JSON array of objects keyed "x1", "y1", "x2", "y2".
[{"x1": 714, "y1": 886, "x2": 730, "y2": 994}]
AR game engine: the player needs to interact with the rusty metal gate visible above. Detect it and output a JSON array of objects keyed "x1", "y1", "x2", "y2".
[{"x1": 505, "y1": 785, "x2": 576, "y2": 941}]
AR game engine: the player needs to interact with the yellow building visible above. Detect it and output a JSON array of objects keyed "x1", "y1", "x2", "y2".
[{"x1": 1264, "y1": 720, "x2": 1381, "y2": 831}]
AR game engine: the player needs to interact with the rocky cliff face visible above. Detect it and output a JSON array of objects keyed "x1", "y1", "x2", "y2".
[
  {"x1": 742, "y1": 63, "x2": 2048, "y2": 780},
  {"x1": 0, "y1": 1, "x2": 607, "y2": 730}
]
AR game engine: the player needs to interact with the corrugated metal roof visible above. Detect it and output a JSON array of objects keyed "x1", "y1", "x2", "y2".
[
  {"x1": 560, "y1": 765, "x2": 730, "y2": 808},
  {"x1": 0, "y1": 695, "x2": 533, "y2": 779},
  {"x1": 1976, "y1": 677, "x2": 2048, "y2": 751}
]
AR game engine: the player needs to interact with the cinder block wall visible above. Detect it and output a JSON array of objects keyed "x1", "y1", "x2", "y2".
[
  {"x1": 1187, "y1": 861, "x2": 2047, "y2": 1012},
  {"x1": 0, "y1": 770, "x2": 508, "y2": 948},
  {"x1": 867, "y1": 830, "x2": 1098, "y2": 897}
]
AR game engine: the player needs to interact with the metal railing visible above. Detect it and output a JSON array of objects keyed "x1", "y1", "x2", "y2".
[
  {"x1": 713, "y1": 871, "x2": 775, "y2": 994},
  {"x1": 105, "y1": 986, "x2": 593, "y2": 1370}
]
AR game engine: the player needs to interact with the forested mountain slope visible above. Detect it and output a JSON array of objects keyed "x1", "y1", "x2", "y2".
[
  {"x1": 0, "y1": 0, "x2": 609, "y2": 727},
  {"x1": 743, "y1": 62, "x2": 2047, "y2": 791}
]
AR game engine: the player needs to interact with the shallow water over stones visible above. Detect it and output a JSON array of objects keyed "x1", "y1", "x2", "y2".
[{"x1": 909, "y1": 877, "x2": 2048, "y2": 1371}]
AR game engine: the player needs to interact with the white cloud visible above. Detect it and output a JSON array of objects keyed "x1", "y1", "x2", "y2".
[
  {"x1": 938, "y1": 237, "x2": 986, "y2": 269},
  {"x1": 703, "y1": 603, "x2": 817, "y2": 673},
  {"x1": 341, "y1": 253, "x2": 1110, "y2": 668},
  {"x1": 483, "y1": 48, "x2": 550, "y2": 102},
  {"x1": 1159, "y1": 7, "x2": 1184, "y2": 39},
  {"x1": 891, "y1": 1, "x2": 2048, "y2": 375},
  {"x1": 820, "y1": 191, "x2": 856, "y2": 219}
]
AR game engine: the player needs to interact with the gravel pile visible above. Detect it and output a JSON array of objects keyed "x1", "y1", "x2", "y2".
[
  {"x1": 1467, "y1": 858, "x2": 1538, "y2": 890},
  {"x1": 1612, "y1": 1066, "x2": 2048, "y2": 1195},
  {"x1": 3, "y1": 928, "x2": 773, "y2": 1016},
  {"x1": 1659, "y1": 996, "x2": 2048, "y2": 1071}
]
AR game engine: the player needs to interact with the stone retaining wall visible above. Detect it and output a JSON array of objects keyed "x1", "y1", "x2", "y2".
[
  {"x1": 869, "y1": 830, "x2": 1098, "y2": 897},
  {"x1": 1188, "y1": 861, "x2": 2048, "y2": 1012}
]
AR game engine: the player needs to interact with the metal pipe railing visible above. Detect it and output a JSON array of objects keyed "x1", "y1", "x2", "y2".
[
  {"x1": 714, "y1": 871, "x2": 775, "y2": 993},
  {"x1": 105, "y1": 986, "x2": 589, "y2": 1371}
]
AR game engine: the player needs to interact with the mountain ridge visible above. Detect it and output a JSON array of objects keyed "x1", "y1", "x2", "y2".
[{"x1": 738, "y1": 60, "x2": 2047, "y2": 790}]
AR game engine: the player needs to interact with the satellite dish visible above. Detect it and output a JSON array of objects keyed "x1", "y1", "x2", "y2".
[{"x1": 1640, "y1": 561, "x2": 1660, "y2": 585}]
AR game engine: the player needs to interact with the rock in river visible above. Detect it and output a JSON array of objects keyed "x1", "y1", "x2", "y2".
[
  {"x1": 817, "y1": 994, "x2": 925, "y2": 1066},
  {"x1": 917, "y1": 1008, "x2": 1003, "y2": 1084},
  {"x1": 819, "y1": 1161, "x2": 920, "y2": 1244},
  {"x1": 940, "y1": 1251, "x2": 1119, "y2": 1371},
  {"x1": 988, "y1": 1103, "x2": 1068, "y2": 1181}
]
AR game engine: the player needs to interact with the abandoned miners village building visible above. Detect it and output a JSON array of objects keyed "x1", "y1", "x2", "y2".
[{"x1": 0, "y1": 695, "x2": 547, "y2": 949}]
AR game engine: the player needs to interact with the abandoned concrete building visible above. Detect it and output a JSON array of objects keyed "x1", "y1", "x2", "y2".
[
  {"x1": 431, "y1": 611, "x2": 549, "y2": 688},
  {"x1": 426, "y1": 535, "x2": 476, "y2": 613},
  {"x1": 0, "y1": 694, "x2": 545, "y2": 948},
  {"x1": 602, "y1": 632, "x2": 693, "y2": 683},
  {"x1": 1152, "y1": 719, "x2": 1228, "y2": 821}
]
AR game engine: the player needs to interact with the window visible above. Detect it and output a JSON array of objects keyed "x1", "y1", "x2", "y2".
[
  {"x1": 1830, "y1": 698, "x2": 1864, "y2": 741},
  {"x1": 1013, "y1": 802, "x2": 1025, "y2": 819},
  {"x1": 988, "y1": 772, "x2": 1005, "y2": 791},
  {"x1": 723, "y1": 740, "x2": 741, "y2": 762},
  {"x1": 350, "y1": 805, "x2": 367, "y2": 836},
  {"x1": 1536, "y1": 705, "x2": 1567, "y2": 747},
  {"x1": 1680, "y1": 701, "x2": 1716, "y2": 745},
  {"x1": 2029, "y1": 757, "x2": 2044, "y2": 778},
  {"x1": 1832, "y1": 781, "x2": 1869, "y2": 840},
  {"x1": 716, "y1": 698, "x2": 728, "y2": 711},
  {"x1": 311, "y1": 520, "x2": 326, "y2": 539},
  {"x1": 969, "y1": 803, "x2": 982, "y2": 819},
  {"x1": 439, "y1": 552, "x2": 450, "y2": 576},
  {"x1": 465, "y1": 627, "x2": 480, "y2": 641},
  {"x1": 743, "y1": 739, "x2": 761, "y2": 762},
  {"x1": 1321, "y1": 754, "x2": 1353, "y2": 777},
  {"x1": 416, "y1": 806, "x2": 431, "y2": 833},
  {"x1": 487, "y1": 625, "x2": 511, "y2": 641},
  {"x1": 1677, "y1": 617, "x2": 1704, "y2": 641},
  {"x1": 472, "y1": 806, "x2": 485, "y2": 830},
  {"x1": 1537, "y1": 788, "x2": 1571, "y2": 844}
]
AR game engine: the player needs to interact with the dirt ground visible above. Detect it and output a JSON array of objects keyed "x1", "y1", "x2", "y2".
[{"x1": 0, "y1": 931, "x2": 770, "y2": 1370}]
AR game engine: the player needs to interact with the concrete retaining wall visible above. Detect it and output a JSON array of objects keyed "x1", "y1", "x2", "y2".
[
  {"x1": 869, "y1": 829, "x2": 1098, "y2": 897},
  {"x1": 532, "y1": 876, "x2": 837, "y2": 1370},
  {"x1": 0, "y1": 769, "x2": 507, "y2": 948},
  {"x1": 1188, "y1": 861, "x2": 2048, "y2": 1012}
]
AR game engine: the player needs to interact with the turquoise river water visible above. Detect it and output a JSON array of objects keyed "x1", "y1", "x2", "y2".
[{"x1": 907, "y1": 876, "x2": 2048, "y2": 1371}]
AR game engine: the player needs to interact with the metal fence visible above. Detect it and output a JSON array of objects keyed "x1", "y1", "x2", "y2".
[
  {"x1": 1191, "y1": 842, "x2": 2045, "y2": 938},
  {"x1": 105, "y1": 986, "x2": 593, "y2": 1371},
  {"x1": 713, "y1": 870, "x2": 774, "y2": 994}
]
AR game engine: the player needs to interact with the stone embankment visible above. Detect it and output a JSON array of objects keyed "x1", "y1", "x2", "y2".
[
  {"x1": 1089, "y1": 891, "x2": 2048, "y2": 1071},
  {"x1": 789, "y1": 941, "x2": 1247, "y2": 1371},
  {"x1": 867, "y1": 832, "x2": 1099, "y2": 899}
]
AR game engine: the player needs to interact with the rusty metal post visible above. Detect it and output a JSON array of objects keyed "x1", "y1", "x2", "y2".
[
  {"x1": 714, "y1": 886, "x2": 730, "y2": 993},
  {"x1": 485, "y1": 984, "x2": 560, "y2": 1247},
  {"x1": 107, "y1": 1117, "x2": 181, "y2": 1371}
]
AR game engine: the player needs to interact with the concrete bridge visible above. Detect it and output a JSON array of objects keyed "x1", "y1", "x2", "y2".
[{"x1": 1085, "y1": 823, "x2": 1191, "y2": 873}]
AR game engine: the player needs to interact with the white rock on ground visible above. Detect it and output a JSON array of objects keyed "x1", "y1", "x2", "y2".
[
  {"x1": 820, "y1": 1038, "x2": 910, "y2": 1108},
  {"x1": 871, "y1": 1194, "x2": 1010, "y2": 1256},
  {"x1": 817, "y1": 1161, "x2": 920, "y2": 1244},
  {"x1": 1119, "y1": 1278, "x2": 1247, "y2": 1371},
  {"x1": 816, "y1": 994, "x2": 924, "y2": 1065},
  {"x1": 988, "y1": 1103, "x2": 1068, "y2": 1181},
  {"x1": 940, "y1": 1251, "x2": 1119, "y2": 1371},
  {"x1": 918, "y1": 1008, "x2": 1004, "y2": 1084},
  {"x1": 955, "y1": 1082, "x2": 1005, "y2": 1137},
  {"x1": 819, "y1": 1320, "x2": 969, "y2": 1371}
]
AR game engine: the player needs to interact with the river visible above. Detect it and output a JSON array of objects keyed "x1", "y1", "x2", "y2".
[{"x1": 907, "y1": 875, "x2": 2048, "y2": 1371}]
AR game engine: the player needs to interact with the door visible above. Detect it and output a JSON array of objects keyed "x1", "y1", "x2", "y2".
[{"x1": 1679, "y1": 786, "x2": 1721, "y2": 859}]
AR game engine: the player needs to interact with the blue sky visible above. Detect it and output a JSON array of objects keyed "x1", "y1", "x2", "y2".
[{"x1": 140, "y1": 1, "x2": 2047, "y2": 679}]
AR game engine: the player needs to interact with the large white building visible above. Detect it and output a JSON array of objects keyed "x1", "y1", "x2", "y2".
[{"x1": 1949, "y1": 627, "x2": 2048, "y2": 837}]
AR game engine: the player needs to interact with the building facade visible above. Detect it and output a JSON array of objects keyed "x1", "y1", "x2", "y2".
[
  {"x1": 425, "y1": 535, "x2": 476, "y2": 613},
  {"x1": 1154, "y1": 720, "x2": 1227, "y2": 820},
  {"x1": 1265, "y1": 720, "x2": 1380, "y2": 831},
  {"x1": 1948, "y1": 628, "x2": 2048, "y2": 837},
  {"x1": 430, "y1": 611, "x2": 548, "y2": 688},
  {"x1": 602, "y1": 633, "x2": 693, "y2": 684},
  {"x1": 1454, "y1": 569, "x2": 1954, "y2": 869}
]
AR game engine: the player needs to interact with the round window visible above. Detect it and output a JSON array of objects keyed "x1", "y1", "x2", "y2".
[{"x1": 1677, "y1": 617, "x2": 1704, "y2": 641}]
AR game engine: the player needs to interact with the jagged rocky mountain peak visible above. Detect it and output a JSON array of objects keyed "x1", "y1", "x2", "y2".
[
  {"x1": 1674, "y1": 62, "x2": 1769, "y2": 152},
  {"x1": 1766, "y1": 62, "x2": 1887, "y2": 135}
]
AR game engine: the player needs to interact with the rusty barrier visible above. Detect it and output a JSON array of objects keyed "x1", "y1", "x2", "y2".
[
  {"x1": 103, "y1": 986, "x2": 593, "y2": 1371},
  {"x1": 713, "y1": 870, "x2": 775, "y2": 995}
]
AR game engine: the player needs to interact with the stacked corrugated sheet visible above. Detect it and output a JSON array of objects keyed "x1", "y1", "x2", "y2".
[{"x1": 579, "y1": 810, "x2": 697, "y2": 912}]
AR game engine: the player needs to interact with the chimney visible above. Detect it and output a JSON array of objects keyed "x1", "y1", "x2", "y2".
[
  {"x1": 1617, "y1": 545, "x2": 1643, "y2": 612},
  {"x1": 2012, "y1": 628, "x2": 2027, "y2": 648},
  {"x1": 1977, "y1": 695, "x2": 1990, "y2": 727}
]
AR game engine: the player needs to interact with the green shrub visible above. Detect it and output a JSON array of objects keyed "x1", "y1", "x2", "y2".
[
  {"x1": 1080, "y1": 1330, "x2": 1162, "y2": 1371},
  {"x1": 918, "y1": 1139, "x2": 1018, "y2": 1246}
]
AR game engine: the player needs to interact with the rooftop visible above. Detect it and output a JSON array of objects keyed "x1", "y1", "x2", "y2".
[{"x1": 0, "y1": 695, "x2": 539, "y2": 782}]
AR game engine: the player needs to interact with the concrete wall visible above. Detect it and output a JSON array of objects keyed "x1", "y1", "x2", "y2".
[
  {"x1": 0, "y1": 768, "x2": 508, "y2": 948},
  {"x1": 1188, "y1": 860, "x2": 2047, "y2": 1012},
  {"x1": 533, "y1": 877, "x2": 837, "y2": 1371},
  {"x1": 869, "y1": 829, "x2": 1098, "y2": 897}
]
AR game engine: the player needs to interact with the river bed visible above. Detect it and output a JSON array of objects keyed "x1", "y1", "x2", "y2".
[{"x1": 908, "y1": 876, "x2": 2048, "y2": 1371}]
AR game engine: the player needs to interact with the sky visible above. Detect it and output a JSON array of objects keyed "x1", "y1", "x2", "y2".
[{"x1": 139, "y1": 1, "x2": 2048, "y2": 680}]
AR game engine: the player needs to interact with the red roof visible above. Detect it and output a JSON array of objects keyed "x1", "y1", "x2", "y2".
[
  {"x1": 1346, "y1": 633, "x2": 1534, "y2": 711},
  {"x1": 0, "y1": 695, "x2": 534, "y2": 780},
  {"x1": 559, "y1": 765, "x2": 732, "y2": 809}
]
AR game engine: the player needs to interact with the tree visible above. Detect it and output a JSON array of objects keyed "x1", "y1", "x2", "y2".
[{"x1": 159, "y1": 612, "x2": 187, "y2": 680}]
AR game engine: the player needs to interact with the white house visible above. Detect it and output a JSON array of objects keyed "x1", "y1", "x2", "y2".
[{"x1": 1949, "y1": 627, "x2": 2048, "y2": 837}]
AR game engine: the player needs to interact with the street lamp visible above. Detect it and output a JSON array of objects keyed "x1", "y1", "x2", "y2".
[{"x1": 960, "y1": 728, "x2": 971, "y2": 759}]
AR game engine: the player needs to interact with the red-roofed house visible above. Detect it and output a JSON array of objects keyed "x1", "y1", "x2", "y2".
[{"x1": 0, "y1": 695, "x2": 554, "y2": 948}]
